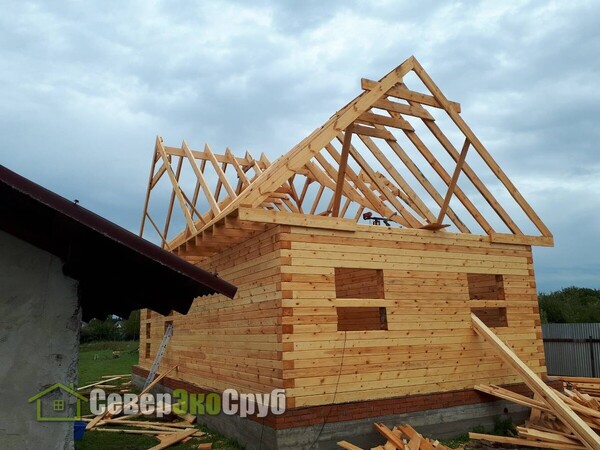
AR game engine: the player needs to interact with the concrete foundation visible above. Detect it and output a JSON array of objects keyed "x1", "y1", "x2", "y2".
[
  {"x1": 0, "y1": 230, "x2": 80, "y2": 450},
  {"x1": 132, "y1": 373, "x2": 528, "y2": 450}
]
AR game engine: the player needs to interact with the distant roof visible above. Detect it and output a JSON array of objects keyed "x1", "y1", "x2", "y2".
[{"x1": 0, "y1": 164, "x2": 237, "y2": 321}]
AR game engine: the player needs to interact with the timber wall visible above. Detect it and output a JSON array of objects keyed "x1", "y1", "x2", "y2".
[
  {"x1": 140, "y1": 224, "x2": 546, "y2": 410},
  {"x1": 278, "y1": 225, "x2": 546, "y2": 408},
  {"x1": 140, "y1": 225, "x2": 288, "y2": 395}
]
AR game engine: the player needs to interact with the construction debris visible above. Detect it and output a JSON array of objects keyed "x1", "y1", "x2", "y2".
[
  {"x1": 338, "y1": 423, "x2": 452, "y2": 450},
  {"x1": 470, "y1": 314, "x2": 600, "y2": 450},
  {"x1": 78, "y1": 369, "x2": 211, "y2": 450}
]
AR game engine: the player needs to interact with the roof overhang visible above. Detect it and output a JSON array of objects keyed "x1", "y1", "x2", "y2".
[{"x1": 0, "y1": 165, "x2": 237, "y2": 321}]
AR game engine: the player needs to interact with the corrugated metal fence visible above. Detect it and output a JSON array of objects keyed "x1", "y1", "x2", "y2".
[{"x1": 542, "y1": 323, "x2": 600, "y2": 377}]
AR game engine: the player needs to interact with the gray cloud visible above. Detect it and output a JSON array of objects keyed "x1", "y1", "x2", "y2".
[{"x1": 1, "y1": 0, "x2": 598, "y2": 291}]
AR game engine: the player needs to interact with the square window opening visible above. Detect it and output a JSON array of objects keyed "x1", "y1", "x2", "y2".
[
  {"x1": 337, "y1": 306, "x2": 388, "y2": 331},
  {"x1": 467, "y1": 274, "x2": 505, "y2": 300},
  {"x1": 145, "y1": 323, "x2": 151, "y2": 339},
  {"x1": 471, "y1": 307, "x2": 508, "y2": 328},
  {"x1": 145, "y1": 342, "x2": 151, "y2": 359}
]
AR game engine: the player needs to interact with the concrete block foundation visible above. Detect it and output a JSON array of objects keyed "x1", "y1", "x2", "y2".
[{"x1": 132, "y1": 371, "x2": 531, "y2": 450}]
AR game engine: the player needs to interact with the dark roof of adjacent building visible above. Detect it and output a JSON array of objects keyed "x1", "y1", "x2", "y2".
[{"x1": 0, "y1": 165, "x2": 237, "y2": 321}]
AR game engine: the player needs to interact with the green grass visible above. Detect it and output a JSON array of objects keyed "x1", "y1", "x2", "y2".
[
  {"x1": 76, "y1": 340, "x2": 244, "y2": 450},
  {"x1": 79, "y1": 341, "x2": 139, "y2": 386}
]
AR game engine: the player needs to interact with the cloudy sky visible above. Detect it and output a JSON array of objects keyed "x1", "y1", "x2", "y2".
[{"x1": 1, "y1": 0, "x2": 598, "y2": 292}]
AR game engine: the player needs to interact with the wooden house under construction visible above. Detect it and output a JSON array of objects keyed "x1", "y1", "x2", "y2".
[{"x1": 134, "y1": 56, "x2": 553, "y2": 449}]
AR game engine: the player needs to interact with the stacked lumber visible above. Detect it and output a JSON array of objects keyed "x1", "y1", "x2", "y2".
[
  {"x1": 559, "y1": 376, "x2": 600, "y2": 397},
  {"x1": 338, "y1": 422, "x2": 452, "y2": 450},
  {"x1": 470, "y1": 314, "x2": 600, "y2": 450},
  {"x1": 470, "y1": 382, "x2": 600, "y2": 449}
]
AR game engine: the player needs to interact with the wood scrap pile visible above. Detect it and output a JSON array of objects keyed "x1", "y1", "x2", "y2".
[
  {"x1": 77, "y1": 374, "x2": 132, "y2": 395},
  {"x1": 81, "y1": 367, "x2": 212, "y2": 449},
  {"x1": 559, "y1": 376, "x2": 600, "y2": 397},
  {"x1": 338, "y1": 422, "x2": 452, "y2": 450},
  {"x1": 470, "y1": 381, "x2": 600, "y2": 450}
]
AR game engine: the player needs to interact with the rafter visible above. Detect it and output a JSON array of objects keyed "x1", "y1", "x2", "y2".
[{"x1": 139, "y1": 55, "x2": 552, "y2": 255}]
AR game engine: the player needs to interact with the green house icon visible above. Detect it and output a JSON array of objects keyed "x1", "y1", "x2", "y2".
[{"x1": 28, "y1": 383, "x2": 88, "y2": 422}]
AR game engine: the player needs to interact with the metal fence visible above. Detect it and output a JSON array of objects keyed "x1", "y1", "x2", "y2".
[{"x1": 542, "y1": 323, "x2": 600, "y2": 377}]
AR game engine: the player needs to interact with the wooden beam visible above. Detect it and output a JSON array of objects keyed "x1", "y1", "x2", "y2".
[
  {"x1": 332, "y1": 125, "x2": 353, "y2": 217},
  {"x1": 425, "y1": 118, "x2": 522, "y2": 233},
  {"x1": 361, "y1": 78, "x2": 461, "y2": 112},
  {"x1": 358, "y1": 134, "x2": 435, "y2": 223},
  {"x1": 343, "y1": 135, "x2": 426, "y2": 228},
  {"x1": 400, "y1": 126, "x2": 494, "y2": 234},
  {"x1": 489, "y1": 232, "x2": 554, "y2": 247},
  {"x1": 471, "y1": 313, "x2": 600, "y2": 450},
  {"x1": 325, "y1": 143, "x2": 393, "y2": 218},
  {"x1": 205, "y1": 143, "x2": 236, "y2": 199},
  {"x1": 237, "y1": 207, "x2": 358, "y2": 231},
  {"x1": 156, "y1": 138, "x2": 197, "y2": 234},
  {"x1": 398, "y1": 83, "x2": 525, "y2": 235},
  {"x1": 412, "y1": 58, "x2": 552, "y2": 238},
  {"x1": 384, "y1": 138, "x2": 470, "y2": 233},
  {"x1": 436, "y1": 138, "x2": 470, "y2": 225},
  {"x1": 372, "y1": 98, "x2": 435, "y2": 120},
  {"x1": 161, "y1": 155, "x2": 184, "y2": 242},
  {"x1": 309, "y1": 185, "x2": 326, "y2": 215},
  {"x1": 313, "y1": 153, "x2": 369, "y2": 207},
  {"x1": 356, "y1": 111, "x2": 414, "y2": 131},
  {"x1": 351, "y1": 123, "x2": 397, "y2": 141},
  {"x1": 167, "y1": 57, "x2": 416, "y2": 248},
  {"x1": 140, "y1": 144, "x2": 160, "y2": 237},
  {"x1": 182, "y1": 141, "x2": 221, "y2": 216}
]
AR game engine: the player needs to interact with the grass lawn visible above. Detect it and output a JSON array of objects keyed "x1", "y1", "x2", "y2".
[{"x1": 76, "y1": 340, "x2": 243, "y2": 450}]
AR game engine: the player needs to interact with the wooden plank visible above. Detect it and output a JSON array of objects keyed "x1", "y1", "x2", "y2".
[
  {"x1": 182, "y1": 140, "x2": 221, "y2": 216},
  {"x1": 356, "y1": 111, "x2": 414, "y2": 131},
  {"x1": 436, "y1": 138, "x2": 470, "y2": 225},
  {"x1": 384, "y1": 138, "x2": 470, "y2": 233},
  {"x1": 373, "y1": 423, "x2": 405, "y2": 449},
  {"x1": 165, "y1": 58, "x2": 416, "y2": 249},
  {"x1": 471, "y1": 313, "x2": 600, "y2": 450},
  {"x1": 238, "y1": 207, "x2": 358, "y2": 231},
  {"x1": 417, "y1": 113, "x2": 523, "y2": 235},
  {"x1": 337, "y1": 441, "x2": 364, "y2": 450},
  {"x1": 372, "y1": 98, "x2": 435, "y2": 120},
  {"x1": 361, "y1": 78, "x2": 461, "y2": 112},
  {"x1": 332, "y1": 125, "x2": 353, "y2": 217},
  {"x1": 140, "y1": 145, "x2": 160, "y2": 236},
  {"x1": 358, "y1": 134, "x2": 435, "y2": 223},
  {"x1": 157, "y1": 140, "x2": 199, "y2": 234},
  {"x1": 399, "y1": 126, "x2": 494, "y2": 234},
  {"x1": 148, "y1": 428, "x2": 198, "y2": 449},
  {"x1": 325, "y1": 144, "x2": 393, "y2": 218},
  {"x1": 78, "y1": 376, "x2": 124, "y2": 391},
  {"x1": 469, "y1": 432, "x2": 586, "y2": 450},
  {"x1": 412, "y1": 59, "x2": 552, "y2": 238},
  {"x1": 163, "y1": 154, "x2": 184, "y2": 241},
  {"x1": 344, "y1": 135, "x2": 422, "y2": 228},
  {"x1": 205, "y1": 143, "x2": 236, "y2": 199},
  {"x1": 351, "y1": 123, "x2": 397, "y2": 141}
]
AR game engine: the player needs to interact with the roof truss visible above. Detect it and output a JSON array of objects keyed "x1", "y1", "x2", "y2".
[{"x1": 140, "y1": 56, "x2": 552, "y2": 259}]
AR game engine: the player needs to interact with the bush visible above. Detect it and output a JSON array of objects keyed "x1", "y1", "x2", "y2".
[
  {"x1": 80, "y1": 310, "x2": 140, "y2": 343},
  {"x1": 539, "y1": 287, "x2": 600, "y2": 323}
]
